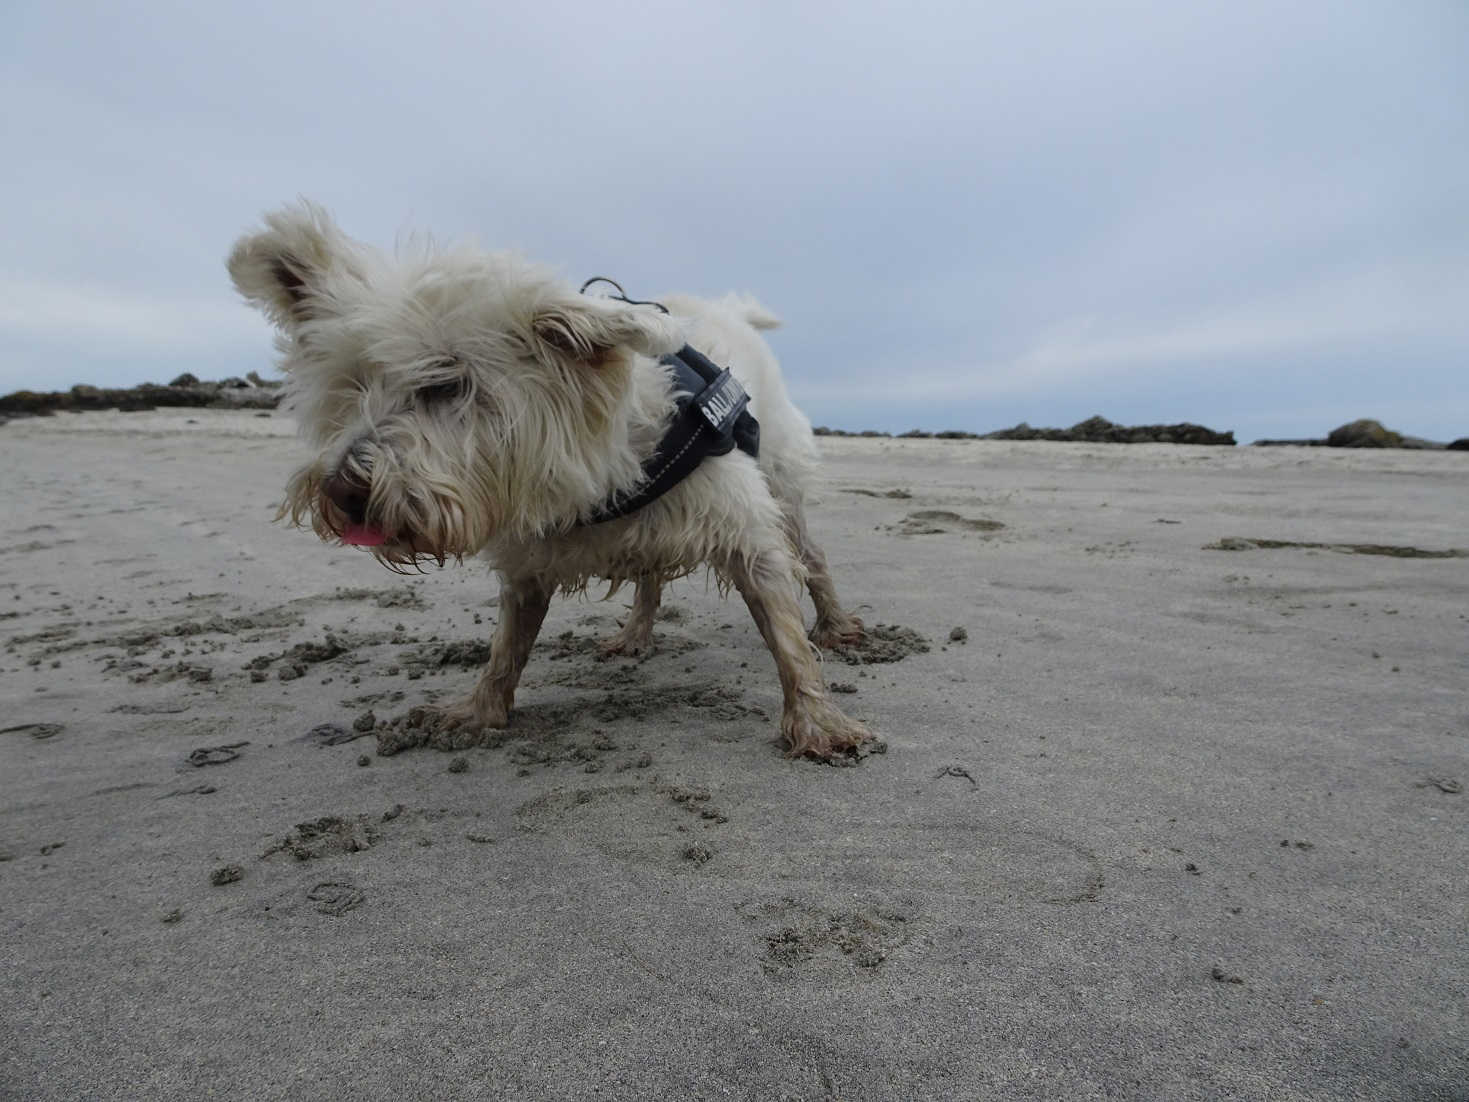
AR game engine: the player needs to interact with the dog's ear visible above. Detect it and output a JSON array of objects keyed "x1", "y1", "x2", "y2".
[
  {"x1": 530, "y1": 295, "x2": 682, "y2": 368},
  {"x1": 227, "y1": 201, "x2": 354, "y2": 331}
]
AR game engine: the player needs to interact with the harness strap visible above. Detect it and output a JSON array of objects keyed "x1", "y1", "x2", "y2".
[{"x1": 583, "y1": 344, "x2": 760, "y2": 524}]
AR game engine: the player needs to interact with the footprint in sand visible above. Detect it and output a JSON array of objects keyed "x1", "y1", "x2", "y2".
[
  {"x1": 183, "y1": 741, "x2": 249, "y2": 767},
  {"x1": 1, "y1": 722, "x2": 64, "y2": 740},
  {"x1": 1205, "y1": 537, "x2": 1467, "y2": 559},
  {"x1": 307, "y1": 881, "x2": 365, "y2": 916},
  {"x1": 514, "y1": 781, "x2": 729, "y2": 868},
  {"x1": 740, "y1": 896, "x2": 915, "y2": 975},
  {"x1": 263, "y1": 815, "x2": 381, "y2": 861},
  {"x1": 889, "y1": 510, "x2": 1005, "y2": 537},
  {"x1": 719, "y1": 818, "x2": 1103, "y2": 908}
]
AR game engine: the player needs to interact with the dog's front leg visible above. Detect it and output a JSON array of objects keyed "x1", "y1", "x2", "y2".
[
  {"x1": 458, "y1": 575, "x2": 552, "y2": 729},
  {"x1": 730, "y1": 548, "x2": 878, "y2": 762}
]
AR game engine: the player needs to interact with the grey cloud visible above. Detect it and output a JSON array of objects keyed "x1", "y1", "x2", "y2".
[{"x1": 3, "y1": 0, "x2": 1466, "y2": 442}]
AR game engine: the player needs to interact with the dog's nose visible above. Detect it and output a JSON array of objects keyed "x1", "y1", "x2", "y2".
[{"x1": 323, "y1": 469, "x2": 371, "y2": 525}]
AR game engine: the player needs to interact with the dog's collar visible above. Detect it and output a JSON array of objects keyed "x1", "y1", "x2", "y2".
[{"x1": 582, "y1": 344, "x2": 760, "y2": 525}]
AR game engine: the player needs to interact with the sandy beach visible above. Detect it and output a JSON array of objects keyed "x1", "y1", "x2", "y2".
[{"x1": 2, "y1": 409, "x2": 1465, "y2": 1100}]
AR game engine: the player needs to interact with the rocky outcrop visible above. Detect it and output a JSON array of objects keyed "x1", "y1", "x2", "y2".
[
  {"x1": 983, "y1": 415, "x2": 1235, "y2": 445},
  {"x1": 817, "y1": 416, "x2": 1235, "y2": 444},
  {"x1": 1325, "y1": 419, "x2": 1404, "y2": 448},
  {"x1": 1255, "y1": 420, "x2": 1454, "y2": 450},
  {"x1": 0, "y1": 375, "x2": 283, "y2": 417}
]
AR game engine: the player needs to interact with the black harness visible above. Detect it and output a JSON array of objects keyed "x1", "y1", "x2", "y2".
[
  {"x1": 579, "y1": 280, "x2": 760, "y2": 525},
  {"x1": 585, "y1": 344, "x2": 760, "y2": 523}
]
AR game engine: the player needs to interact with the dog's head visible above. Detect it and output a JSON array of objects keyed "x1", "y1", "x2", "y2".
[{"x1": 228, "y1": 202, "x2": 681, "y2": 569}]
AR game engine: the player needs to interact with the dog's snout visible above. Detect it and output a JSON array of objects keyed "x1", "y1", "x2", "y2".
[{"x1": 323, "y1": 468, "x2": 371, "y2": 525}]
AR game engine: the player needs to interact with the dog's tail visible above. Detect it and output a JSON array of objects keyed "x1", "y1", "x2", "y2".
[{"x1": 719, "y1": 293, "x2": 783, "y2": 331}]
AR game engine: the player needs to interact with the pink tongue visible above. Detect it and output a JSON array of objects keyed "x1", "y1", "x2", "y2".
[{"x1": 342, "y1": 523, "x2": 388, "y2": 547}]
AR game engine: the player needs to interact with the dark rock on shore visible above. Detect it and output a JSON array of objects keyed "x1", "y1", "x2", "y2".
[
  {"x1": 816, "y1": 416, "x2": 1235, "y2": 445},
  {"x1": 1255, "y1": 420, "x2": 1453, "y2": 450},
  {"x1": 1, "y1": 375, "x2": 283, "y2": 417},
  {"x1": 1448, "y1": 438, "x2": 1469, "y2": 451},
  {"x1": 1326, "y1": 419, "x2": 1403, "y2": 448},
  {"x1": 984, "y1": 415, "x2": 1235, "y2": 445}
]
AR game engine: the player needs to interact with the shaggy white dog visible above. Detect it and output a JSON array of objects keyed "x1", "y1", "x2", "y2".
[{"x1": 228, "y1": 202, "x2": 875, "y2": 761}]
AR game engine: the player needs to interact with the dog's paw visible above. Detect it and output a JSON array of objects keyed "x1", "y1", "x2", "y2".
[
  {"x1": 781, "y1": 699, "x2": 882, "y2": 765},
  {"x1": 598, "y1": 626, "x2": 655, "y2": 659},
  {"x1": 416, "y1": 699, "x2": 509, "y2": 749},
  {"x1": 810, "y1": 615, "x2": 867, "y2": 651},
  {"x1": 443, "y1": 700, "x2": 510, "y2": 731}
]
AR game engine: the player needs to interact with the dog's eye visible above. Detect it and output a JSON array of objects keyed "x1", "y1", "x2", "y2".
[{"x1": 417, "y1": 379, "x2": 468, "y2": 404}]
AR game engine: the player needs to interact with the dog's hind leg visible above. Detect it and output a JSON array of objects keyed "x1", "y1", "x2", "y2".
[
  {"x1": 450, "y1": 575, "x2": 552, "y2": 730},
  {"x1": 729, "y1": 546, "x2": 878, "y2": 762},
  {"x1": 599, "y1": 575, "x2": 662, "y2": 657},
  {"x1": 781, "y1": 501, "x2": 866, "y2": 649}
]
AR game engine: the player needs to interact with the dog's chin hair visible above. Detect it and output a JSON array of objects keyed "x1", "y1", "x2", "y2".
[
  {"x1": 370, "y1": 493, "x2": 481, "y2": 573},
  {"x1": 371, "y1": 542, "x2": 460, "y2": 575},
  {"x1": 276, "y1": 464, "x2": 487, "y2": 572}
]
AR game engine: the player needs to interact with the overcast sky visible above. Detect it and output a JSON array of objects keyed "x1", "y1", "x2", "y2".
[{"x1": 4, "y1": 1, "x2": 1466, "y2": 442}]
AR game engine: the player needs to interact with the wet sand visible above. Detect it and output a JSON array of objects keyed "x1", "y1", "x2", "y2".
[{"x1": 2, "y1": 409, "x2": 1466, "y2": 1100}]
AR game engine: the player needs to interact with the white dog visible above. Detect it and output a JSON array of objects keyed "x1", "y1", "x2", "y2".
[{"x1": 228, "y1": 202, "x2": 875, "y2": 761}]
